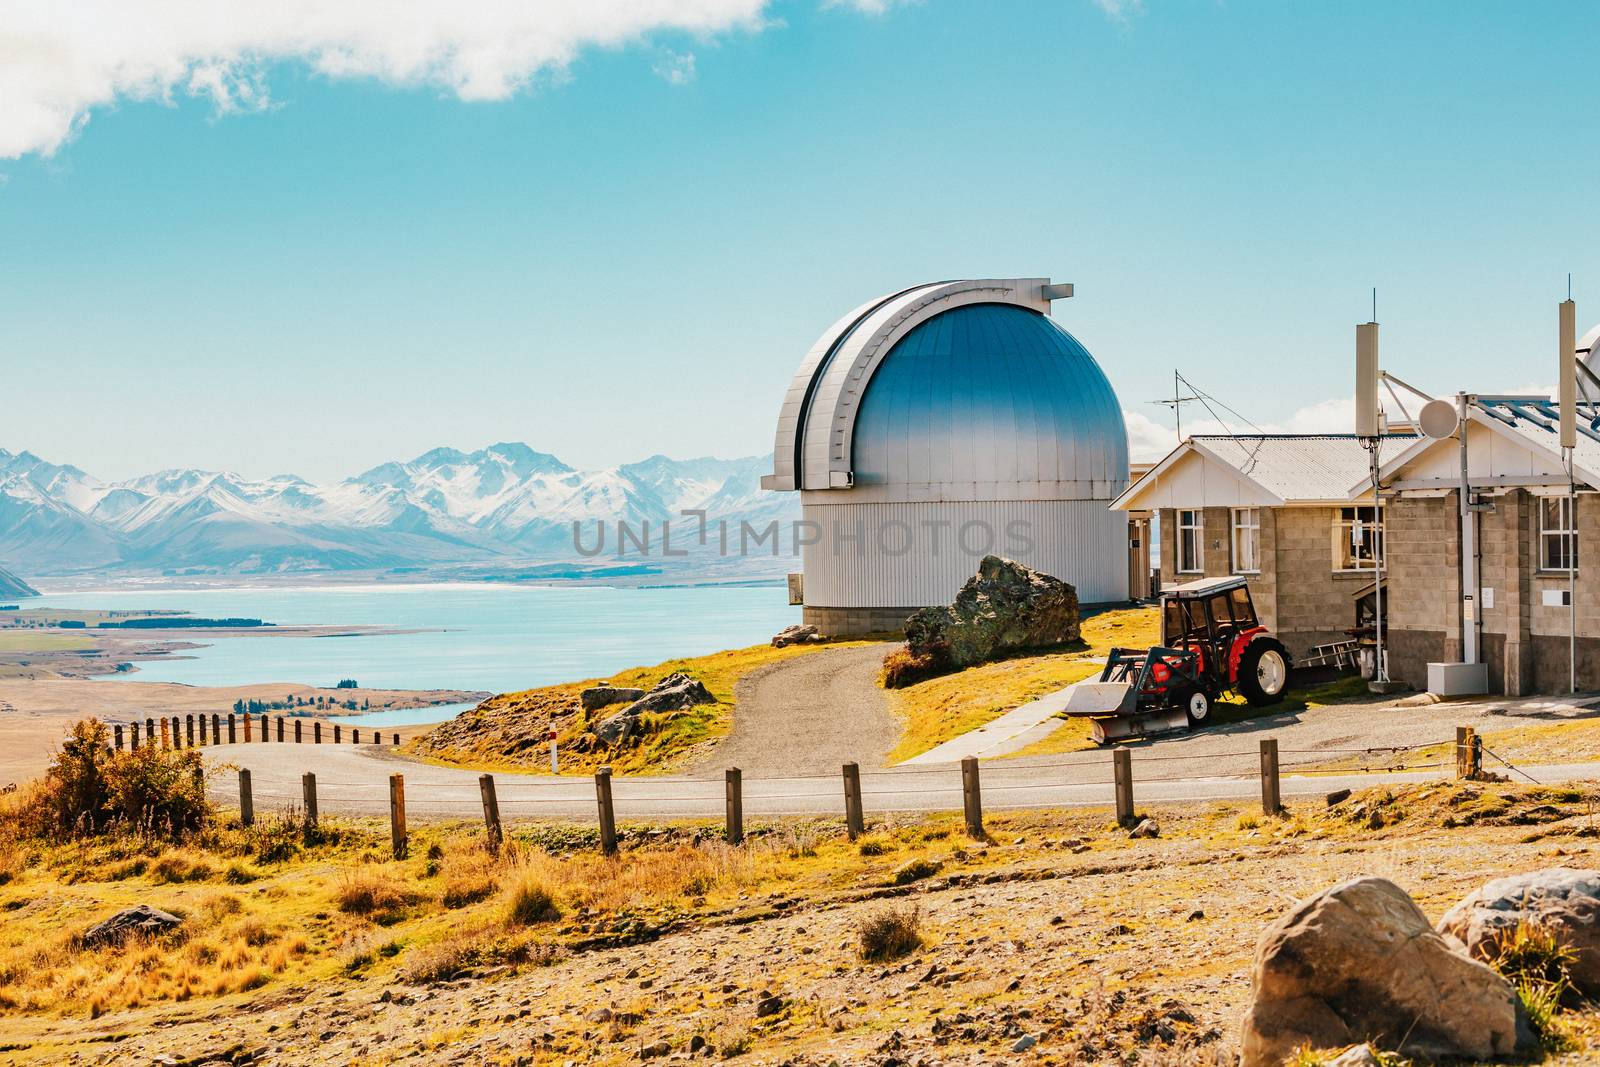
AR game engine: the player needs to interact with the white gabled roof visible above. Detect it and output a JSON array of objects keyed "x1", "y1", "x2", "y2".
[
  {"x1": 1367, "y1": 396, "x2": 1600, "y2": 495},
  {"x1": 1113, "y1": 434, "x2": 1409, "y2": 511}
]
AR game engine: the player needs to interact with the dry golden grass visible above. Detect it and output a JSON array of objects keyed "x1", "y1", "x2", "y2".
[{"x1": 885, "y1": 606, "x2": 1159, "y2": 762}]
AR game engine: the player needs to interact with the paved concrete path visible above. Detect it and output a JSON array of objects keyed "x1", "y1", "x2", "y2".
[{"x1": 902, "y1": 681, "x2": 1086, "y2": 765}]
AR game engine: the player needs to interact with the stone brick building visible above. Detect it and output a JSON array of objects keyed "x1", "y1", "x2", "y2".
[
  {"x1": 1112, "y1": 435, "x2": 1406, "y2": 663},
  {"x1": 1115, "y1": 399, "x2": 1600, "y2": 696}
]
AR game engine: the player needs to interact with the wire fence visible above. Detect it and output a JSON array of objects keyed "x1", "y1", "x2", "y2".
[{"x1": 173, "y1": 721, "x2": 1547, "y2": 860}]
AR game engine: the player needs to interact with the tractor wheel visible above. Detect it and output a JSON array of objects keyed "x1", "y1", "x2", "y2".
[
  {"x1": 1181, "y1": 686, "x2": 1212, "y2": 728},
  {"x1": 1238, "y1": 638, "x2": 1291, "y2": 706}
]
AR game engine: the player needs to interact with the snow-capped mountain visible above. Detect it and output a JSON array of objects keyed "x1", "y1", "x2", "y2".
[{"x1": 0, "y1": 445, "x2": 797, "y2": 576}]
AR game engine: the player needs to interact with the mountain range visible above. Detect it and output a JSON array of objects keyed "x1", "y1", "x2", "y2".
[{"x1": 0, "y1": 445, "x2": 797, "y2": 579}]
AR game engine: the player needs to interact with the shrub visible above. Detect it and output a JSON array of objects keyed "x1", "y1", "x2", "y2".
[
  {"x1": 858, "y1": 904, "x2": 922, "y2": 961},
  {"x1": 8, "y1": 720, "x2": 210, "y2": 841},
  {"x1": 335, "y1": 869, "x2": 417, "y2": 924},
  {"x1": 1491, "y1": 920, "x2": 1577, "y2": 989},
  {"x1": 1515, "y1": 978, "x2": 1576, "y2": 1053},
  {"x1": 891, "y1": 858, "x2": 941, "y2": 886},
  {"x1": 441, "y1": 870, "x2": 497, "y2": 909},
  {"x1": 505, "y1": 876, "x2": 561, "y2": 926},
  {"x1": 881, "y1": 643, "x2": 952, "y2": 690}
]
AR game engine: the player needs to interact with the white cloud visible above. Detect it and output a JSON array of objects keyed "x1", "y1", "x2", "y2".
[
  {"x1": 1091, "y1": 0, "x2": 1146, "y2": 24},
  {"x1": 652, "y1": 49, "x2": 697, "y2": 85},
  {"x1": 1124, "y1": 409, "x2": 1179, "y2": 463},
  {"x1": 0, "y1": 0, "x2": 770, "y2": 159}
]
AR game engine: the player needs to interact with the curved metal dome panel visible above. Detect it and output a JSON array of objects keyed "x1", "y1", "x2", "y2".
[{"x1": 847, "y1": 303, "x2": 1128, "y2": 502}]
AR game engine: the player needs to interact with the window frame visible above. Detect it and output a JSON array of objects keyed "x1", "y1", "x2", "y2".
[
  {"x1": 1177, "y1": 509, "x2": 1203, "y2": 574},
  {"x1": 1230, "y1": 507, "x2": 1261, "y2": 575},
  {"x1": 1540, "y1": 496, "x2": 1579, "y2": 573},
  {"x1": 1333, "y1": 505, "x2": 1385, "y2": 573}
]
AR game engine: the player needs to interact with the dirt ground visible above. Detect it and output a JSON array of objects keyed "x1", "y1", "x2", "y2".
[
  {"x1": 694, "y1": 644, "x2": 899, "y2": 778},
  {"x1": 9, "y1": 782, "x2": 1600, "y2": 1066},
  {"x1": 0, "y1": 679, "x2": 485, "y2": 788}
]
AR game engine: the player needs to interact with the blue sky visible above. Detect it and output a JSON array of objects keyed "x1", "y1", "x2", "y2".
[{"x1": 3, "y1": 0, "x2": 1599, "y2": 482}]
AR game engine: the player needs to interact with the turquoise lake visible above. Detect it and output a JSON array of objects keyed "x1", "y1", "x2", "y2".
[{"x1": 28, "y1": 583, "x2": 800, "y2": 696}]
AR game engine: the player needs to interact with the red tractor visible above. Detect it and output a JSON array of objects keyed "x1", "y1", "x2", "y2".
[{"x1": 1063, "y1": 576, "x2": 1292, "y2": 743}]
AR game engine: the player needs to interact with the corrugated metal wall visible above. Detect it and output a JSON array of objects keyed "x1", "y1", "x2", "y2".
[{"x1": 799, "y1": 498, "x2": 1130, "y2": 607}]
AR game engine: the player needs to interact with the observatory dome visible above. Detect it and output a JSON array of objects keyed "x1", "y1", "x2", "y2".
[{"x1": 764, "y1": 279, "x2": 1130, "y2": 634}]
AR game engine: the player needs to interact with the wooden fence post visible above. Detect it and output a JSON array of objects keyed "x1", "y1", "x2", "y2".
[
  {"x1": 1113, "y1": 748, "x2": 1135, "y2": 827},
  {"x1": 333, "y1": 724, "x2": 341, "y2": 745},
  {"x1": 960, "y1": 756, "x2": 984, "y2": 839},
  {"x1": 295, "y1": 719, "x2": 303, "y2": 744},
  {"x1": 352, "y1": 728, "x2": 360, "y2": 745},
  {"x1": 199, "y1": 714, "x2": 207, "y2": 745},
  {"x1": 392, "y1": 733, "x2": 399, "y2": 746},
  {"x1": 302, "y1": 772, "x2": 318, "y2": 828},
  {"x1": 129, "y1": 721, "x2": 140, "y2": 750},
  {"x1": 227, "y1": 714, "x2": 237, "y2": 744},
  {"x1": 595, "y1": 766, "x2": 618, "y2": 856},
  {"x1": 243, "y1": 713, "x2": 251, "y2": 742},
  {"x1": 238, "y1": 769, "x2": 254, "y2": 827},
  {"x1": 1456, "y1": 726, "x2": 1476, "y2": 779},
  {"x1": 388, "y1": 774, "x2": 407, "y2": 859},
  {"x1": 172, "y1": 716, "x2": 181, "y2": 748},
  {"x1": 725, "y1": 768, "x2": 744, "y2": 846},
  {"x1": 211, "y1": 713, "x2": 220, "y2": 743},
  {"x1": 1260, "y1": 738, "x2": 1281, "y2": 816},
  {"x1": 276, "y1": 717, "x2": 284, "y2": 742},
  {"x1": 259, "y1": 713, "x2": 267, "y2": 741},
  {"x1": 1471, "y1": 735, "x2": 1483, "y2": 778},
  {"x1": 160, "y1": 717, "x2": 170, "y2": 749},
  {"x1": 479, "y1": 774, "x2": 503, "y2": 854},
  {"x1": 842, "y1": 762, "x2": 864, "y2": 841},
  {"x1": 146, "y1": 718, "x2": 155, "y2": 746},
  {"x1": 186, "y1": 714, "x2": 195, "y2": 747},
  {"x1": 314, "y1": 722, "x2": 322, "y2": 744}
]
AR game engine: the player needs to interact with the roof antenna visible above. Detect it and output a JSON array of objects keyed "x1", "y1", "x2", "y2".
[{"x1": 1371, "y1": 287, "x2": 1378, "y2": 323}]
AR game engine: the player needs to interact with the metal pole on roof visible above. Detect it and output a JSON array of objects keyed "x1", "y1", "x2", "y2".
[
  {"x1": 1458, "y1": 391, "x2": 1479, "y2": 666},
  {"x1": 1560, "y1": 294, "x2": 1578, "y2": 693}
]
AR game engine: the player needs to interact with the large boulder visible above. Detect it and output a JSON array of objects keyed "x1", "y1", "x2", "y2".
[
  {"x1": 1240, "y1": 876, "x2": 1535, "y2": 1066},
  {"x1": 1438, "y1": 867, "x2": 1600, "y2": 995},
  {"x1": 81, "y1": 904, "x2": 183, "y2": 948},
  {"x1": 591, "y1": 673, "x2": 715, "y2": 746},
  {"x1": 580, "y1": 685, "x2": 646, "y2": 712},
  {"x1": 903, "y1": 556, "x2": 1079, "y2": 669}
]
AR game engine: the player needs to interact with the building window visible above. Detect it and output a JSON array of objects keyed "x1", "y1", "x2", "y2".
[
  {"x1": 1335, "y1": 506, "x2": 1384, "y2": 571},
  {"x1": 1177, "y1": 509, "x2": 1203, "y2": 573},
  {"x1": 1541, "y1": 497, "x2": 1578, "y2": 572},
  {"x1": 1231, "y1": 508, "x2": 1260, "y2": 574}
]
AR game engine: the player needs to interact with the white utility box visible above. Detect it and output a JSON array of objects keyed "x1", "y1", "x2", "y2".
[{"x1": 1427, "y1": 661, "x2": 1489, "y2": 697}]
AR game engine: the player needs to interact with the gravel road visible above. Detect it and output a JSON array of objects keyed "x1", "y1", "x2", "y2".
[{"x1": 690, "y1": 643, "x2": 897, "y2": 778}]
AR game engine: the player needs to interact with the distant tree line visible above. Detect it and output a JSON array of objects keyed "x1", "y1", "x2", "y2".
[{"x1": 232, "y1": 694, "x2": 368, "y2": 715}]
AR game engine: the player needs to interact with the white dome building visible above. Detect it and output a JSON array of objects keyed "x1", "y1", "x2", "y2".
[{"x1": 762, "y1": 278, "x2": 1131, "y2": 634}]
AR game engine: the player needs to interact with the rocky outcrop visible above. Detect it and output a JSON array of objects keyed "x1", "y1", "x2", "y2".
[
  {"x1": 593, "y1": 673, "x2": 715, "y2": 746},
  {"x1": 1439, "y1": 867, "x2": 1600, "y2": 995},
  {"x1": 1240, "y1": 876, "x2": 1535, "y2": 1066},
  {"x1": 771, "y1": 624, "x2": 824, "y2": 649},
  {"x1": 0, "y1": 564, "x2": 38, "y2": 600},
  {"x1": 579, "y1": 685, "x2": 646, "y2": 712},
  {"x1": 81, "y1": 904, "x2": 183, "y2": 948},
  {"x1": 903, "y1": 556, "x2": 1079, "y2": 670}
]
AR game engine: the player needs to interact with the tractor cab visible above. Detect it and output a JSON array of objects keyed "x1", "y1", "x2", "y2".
[{"x1": 1162, "y1": 576, "x2": 1264, "y2": 650}]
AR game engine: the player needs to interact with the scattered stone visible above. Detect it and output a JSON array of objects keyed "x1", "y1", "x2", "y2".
[
  {"x1": 586, "y1": 1008, "x2": 613, "y2": 1024},
  {"x1": 593, "y1": 673, "x2": 715, "y2": 745},
  {"x1": 1325, "y1": 1046, "x2": 1381, "y2": 1066},
  {"x1": 1186, "y1": 910, "x2": 1205, "y2": 922},
  {"x1": 688, "y1": 1034, "x2": 707, "y2": 1054},
  {"x1": 1438, "y1": 867, "x2": 1600, "y2": 995},
  {"x1": 1238, "y1": 876, "x2": 1536, "y2": 1067},
  {"x1": 580, "y1": 685, "x2": 646, "y2": 712},
  {"x1": 771, "y1": 624, "x2": 825, "y2": 648},
  {"x1": 80, "y1": 904, "x2": 183, "y2": 948},
  {"x1": 1128, "y1": 818, "x2": 1159, "y2": 839},
  {"x1": 639, "y1": 1040, "x2": 671, "y2": 1059},
  {"x1": 1326, "y1": 789, "x2": 1352, "y2": 807},
  {"x1": 1010, "y1": 1035, "x2": 1036, "y2": 1053},
  {"x1": 902, "y1": 556, "x2": 1080, "y2": 671},
  {"x1": 755, "y1": 995, "x2": 784, "y2": 1018}
]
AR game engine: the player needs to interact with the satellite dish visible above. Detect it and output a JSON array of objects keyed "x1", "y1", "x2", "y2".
[{"x1": 1419, "y1": 398, "x2": 1459, "y2": 439}]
